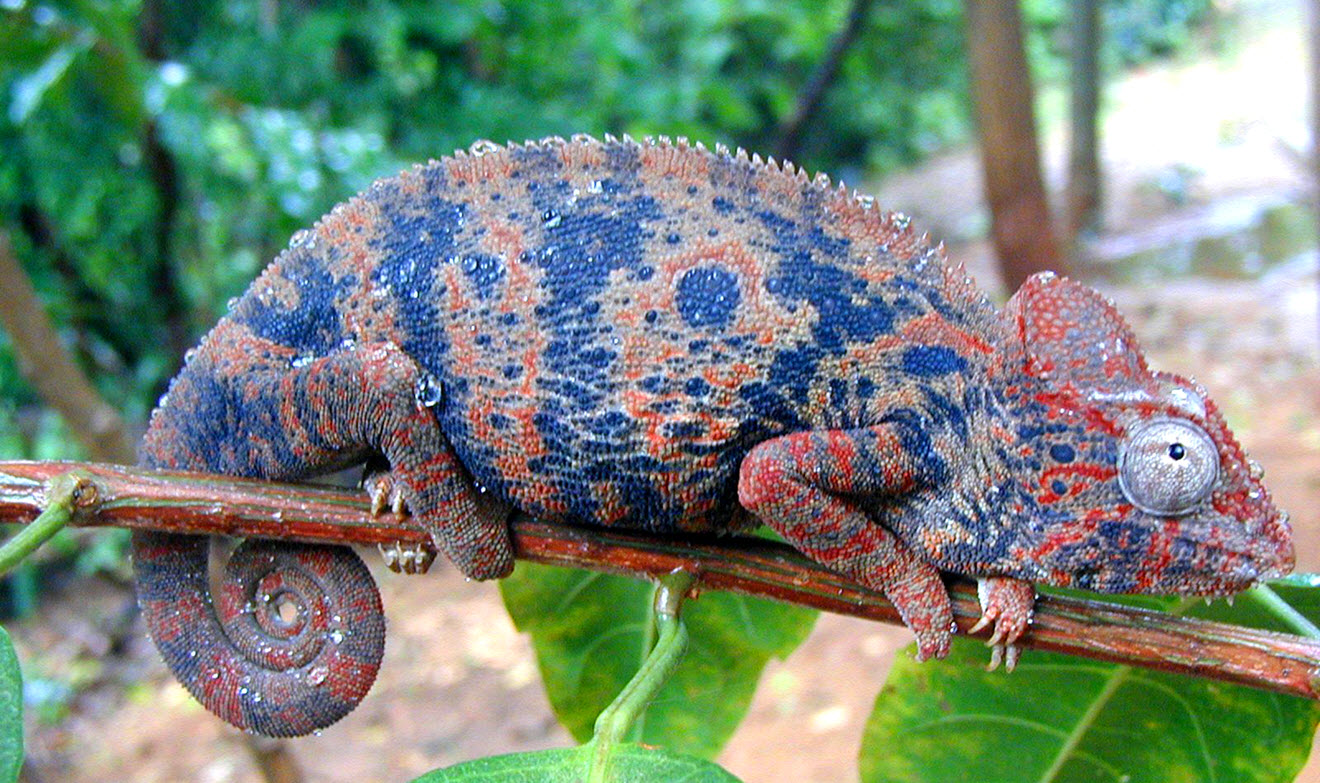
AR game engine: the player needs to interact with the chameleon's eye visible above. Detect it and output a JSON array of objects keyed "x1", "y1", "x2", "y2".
[{"x1": 1118, "y1": 418, "x2": 1218, "y2": 516}]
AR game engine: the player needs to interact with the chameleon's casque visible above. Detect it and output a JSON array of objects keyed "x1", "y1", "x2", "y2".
[{"x1": 134, "y1": 135, "x2": 1292, "y2": 737}]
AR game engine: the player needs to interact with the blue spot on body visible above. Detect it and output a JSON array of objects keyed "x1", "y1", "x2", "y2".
[
  {"x1": 901, "y1": 346, "x2": 967, "y2": 377},
  {"x1": 240, "y1": 248, "x2": 350, "y2": 356},
  {"x1": 676, "y1": 266, "x2": 740, "y2": 331}
]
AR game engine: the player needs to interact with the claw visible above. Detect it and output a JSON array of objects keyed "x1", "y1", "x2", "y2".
[
  {"x1": 377, "y1": 541, "x2": 435, "y2": 574},
  {"x1": 975, "y1": 577, "x2": 1035, "y2": 669},
  {"x1": 364, "y1": 469, "x2": 411, "y2": 518}
]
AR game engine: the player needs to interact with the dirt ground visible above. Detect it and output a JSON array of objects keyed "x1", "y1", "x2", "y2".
[{"x1": 11, "y1": 3, "x2": 1320, "y2": 781}]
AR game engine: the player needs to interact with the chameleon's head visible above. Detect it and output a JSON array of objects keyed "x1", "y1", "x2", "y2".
[{"x1": 999, "y1": 273, "x2": 1292, "y2": 596}]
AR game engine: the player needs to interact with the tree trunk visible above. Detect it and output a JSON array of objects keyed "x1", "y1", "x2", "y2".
[
  {"x1": 963, "y1": 0, "x2": 1063, "y2": 293},
  {"x1": 1066, "y1": 0, "x2": 1102, "y2": 239}
]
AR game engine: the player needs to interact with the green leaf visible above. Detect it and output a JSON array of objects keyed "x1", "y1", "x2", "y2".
[
  {"x1": 412, "y1": 743, "x2": 743, "y2": 782},
  {"x1": 861, "y1": 586, "x2": 1320, "y2": 783},
  {"x1": 501, "y1": 562, "x2": 816, "y2": 758},
  {"x1": 0, "y1": 625, "x2": 22, "y2": 783}
]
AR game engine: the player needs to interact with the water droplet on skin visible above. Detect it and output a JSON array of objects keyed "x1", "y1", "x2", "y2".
[{"x1": 414, "y1": 373, "x2": 444, "y2": 408}]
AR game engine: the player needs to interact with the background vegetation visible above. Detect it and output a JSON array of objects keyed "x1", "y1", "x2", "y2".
[{"x1": 0, "y1": 0, "x2": 1211, "y2": 476}]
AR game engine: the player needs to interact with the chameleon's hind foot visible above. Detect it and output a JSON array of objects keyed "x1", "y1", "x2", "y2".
[
  {"x1": 364, "y1": 467, "x2": 409, "y2": 517},
  {"x1": 362, "y1": 458, "x2": 513, "y2": 580},
  {"x1": 971, "y1": 576, "x2": 1035, "y2": 671},
  {"x1": 364, "y1": 466, "x2": 437, "y2": 574},
  {"x1": 377, "y1": 541, "x2": 436, "y2": 574}
]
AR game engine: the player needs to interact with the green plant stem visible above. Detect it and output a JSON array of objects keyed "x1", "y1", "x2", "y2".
[
  {"x1": 587, "y1": 570, "x2": 696, "y2": 783},
  {"x1": 1247, "y1": 584, "x2": 1320, "y2": 639},
  {"x1": 0, "y1": 472, "x2": 83, "y2": 576}
]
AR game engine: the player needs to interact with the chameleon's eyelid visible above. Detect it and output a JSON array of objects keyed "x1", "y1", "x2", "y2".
[{"x1": 1157, "y1": 384, "x2": 1207, "y2": 420}]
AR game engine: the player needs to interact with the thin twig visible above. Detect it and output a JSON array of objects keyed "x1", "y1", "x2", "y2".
[
  {"x1": 2, "y1": 460, "x2": 1318, "y2": 700},
  {"x1": 772, "y1": 0, "x2": 874, "y2": 163}
]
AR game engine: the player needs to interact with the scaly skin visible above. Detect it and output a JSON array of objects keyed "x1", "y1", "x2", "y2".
[{"x1": 134, "y1": 135, "x2": 1293, "y2": 736}]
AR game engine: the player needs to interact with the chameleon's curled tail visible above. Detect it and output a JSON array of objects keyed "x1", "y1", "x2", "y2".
[{"x1": 131, "y1": 532, "x2": 386, "y2": 737}]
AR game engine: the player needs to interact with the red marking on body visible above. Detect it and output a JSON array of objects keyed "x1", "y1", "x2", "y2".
[
  {"x1": 899, "y1": 312, "x2": 995, "y2": 357},
  {"x1": 444, "y1": 266, "x2": 471, "y2": 315},
  {"x1": 701, "y1": 364, "x2": 757, "y2": 395},
  {"x1": 1134, "y1": 520, "x2": 1181, "y2": 591},
  {"x1": 1035, "y1": 463, "x2": 1117, "y2": 504}
]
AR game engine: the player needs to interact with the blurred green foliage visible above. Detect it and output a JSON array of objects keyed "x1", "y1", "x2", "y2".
[{"x1": 0, "y1": 0, "x2": 1211, "y2": 580}]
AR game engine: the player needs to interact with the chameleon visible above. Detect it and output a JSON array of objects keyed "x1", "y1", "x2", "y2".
[{"x1": 132, "y1": 134, "x2": 1293, "y2": 738}]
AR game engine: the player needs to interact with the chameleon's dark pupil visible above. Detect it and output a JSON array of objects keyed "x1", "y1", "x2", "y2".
[{"x1": 1168, "y1": 443, "x2": 1186, "y2": 460}]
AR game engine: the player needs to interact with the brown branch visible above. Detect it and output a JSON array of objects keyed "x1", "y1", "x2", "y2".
[
  {"x1": 0, "y1": 235, "x2": 136, "y2": 463},
  {"x1": 773, "y1": 0, "x2": 875, "y2": 163},
  {"x1": 2, "y1": 460, "x2": 1318, "y2": 700}
]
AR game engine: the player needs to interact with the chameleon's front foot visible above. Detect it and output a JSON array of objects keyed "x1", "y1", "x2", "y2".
[{"x1": 970, "y1": 576, "x2": 1035, "y2": 671}]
